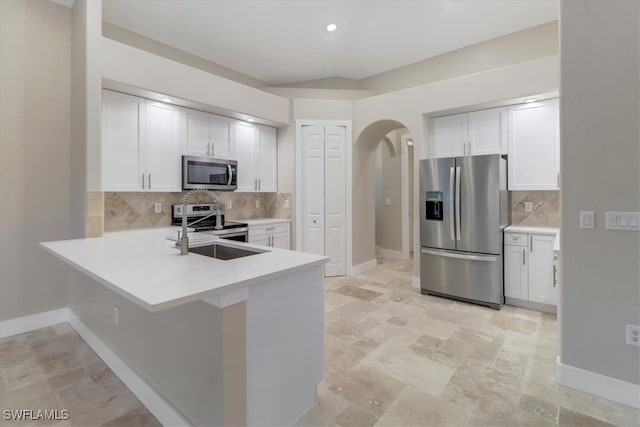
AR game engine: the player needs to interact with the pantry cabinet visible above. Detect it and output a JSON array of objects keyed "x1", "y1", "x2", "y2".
[
  {"x1": 234, "y1": 121, "x2": 277, "y2": 192},
  {"x1": 102, "y1": 90, "x2": 180, "y2": 192},
  {"x1": 504, "y1": 230, "x2": 557, "y2": 311},
  {"x1": 431, "y1": 107, "x2": 507, "y2": 158},
  {"x1": 180, "y1": 108, "x2": 234, "y2": 159},
  {"x1": 507, "y1": 99, "x2": 559, "y2": 190},
  {"x1": 248, "y1": 221, "x2": 290, "y2": 249}
]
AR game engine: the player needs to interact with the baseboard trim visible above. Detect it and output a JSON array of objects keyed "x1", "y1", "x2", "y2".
[
  {"x1": 505, "y1": 297, "x2": 557, "y2": 314},
  {"x1": 0, "y1": 307, "x2": 69, "y2": 339},
  {"x1": 412, "y1": 276, "x2": 420, "y2": 289},
  {"x1": 67, "y1": 311, "x2": 191, "y2": 426},
  {"x1": 375, "y1": 246, "x2": 408, "y2": 260},
  {"x1": 350, "y1": 259, "x2": 377, "y2": 276},
  {"x1": 556, "y1": 356, "x2": 640, "y2": 409}
]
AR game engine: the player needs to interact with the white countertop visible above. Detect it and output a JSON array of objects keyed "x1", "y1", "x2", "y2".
[
  {"x1": 505, "y1": 225, "x2": 559, "y2": 236},
  {"x1": 40, "y1": 228, "x2": 327, "y2": 312},
  {"x1": 242, "y1": 218, "x2": 292, "y2": 226}
]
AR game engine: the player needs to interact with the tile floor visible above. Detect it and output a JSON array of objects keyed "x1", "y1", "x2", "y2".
[
  {"x1": 1, "y1": 257, "x2": 638, "y2": 426},
  {"x1": 0, "y1": 323, "x2": 160, "y2": 426},
  {"x1": 296, "y1": 257, "x2": 640, "y2": 427}
]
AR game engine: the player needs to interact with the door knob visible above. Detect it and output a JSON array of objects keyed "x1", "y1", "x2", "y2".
[{"x1": 313, "y1": 220, "x2": 317, "y2": 224}]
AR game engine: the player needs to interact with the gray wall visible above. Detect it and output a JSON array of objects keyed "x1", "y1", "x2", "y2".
[
  {"x1": 375, "y1": 130, "x2": 404, "y2": 253},
  {"x1": 560, "y1": 1, "x2": 640, "y2": 384},
  {"x1": 0, "y1": 0, "x2": 71, "y2": 321}
]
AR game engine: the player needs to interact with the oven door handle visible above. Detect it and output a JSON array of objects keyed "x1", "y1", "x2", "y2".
[{"x1": 227, "y1": 164, "x2": 233, "y2": 186}]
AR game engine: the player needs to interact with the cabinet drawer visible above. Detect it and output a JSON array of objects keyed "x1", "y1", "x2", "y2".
[
  {"x1": 505, "y1": 232, "x2": 527, "y2": 246},
  {"x1": 249, "y1": 223, "x2": 290, "y2": 237}
]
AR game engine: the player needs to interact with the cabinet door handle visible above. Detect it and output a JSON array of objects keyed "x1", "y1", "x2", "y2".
[
  {"x1": 148, "y1": 173, "x2": 151, "y2": 190},
  {"x1": 258, "y1": 179, "x2": 261, "y2": 191},
  {"x1": 522, "y1": 248, "x2": 526, "y2": 265},
  {"x1": 266, "y1": 227, "x2": 276, "y2": 231},
  {"x1": 141, "y1": 174, "x2": 145, "y2": 189},
  {"x1": 557, "y1": 172, "x2": 560, "y2": 188},
  {"x1": 255, "y1": 178, "x2": 258, "y2": 191},
  {"x1": 530, "y1": 236, "x2": 533, "y2": 252},
  {"x1": 207, "y1": 143, "x2": 210, "y2": 156},
  {"x1": 553, "y1": 264, "x2": 557, "y2": 287},
  {"x1": 211, "y1": 142, "x2": 214, "y2": 157}
]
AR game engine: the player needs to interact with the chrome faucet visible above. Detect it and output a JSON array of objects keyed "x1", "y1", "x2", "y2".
[{"x1": 178, "y1": 189, "x2": 223, "y2": 255}]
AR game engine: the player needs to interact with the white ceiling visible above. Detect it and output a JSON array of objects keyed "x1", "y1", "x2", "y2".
[{"x1": 102, "y1": 0, "x2": 558, "y2": 86}]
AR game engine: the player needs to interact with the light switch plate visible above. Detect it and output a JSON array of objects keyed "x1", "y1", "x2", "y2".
[
  {"x1": 524, "y1": 202, "x2": 533, "y2": 212},
  {"x1": 384, "y1": 199, "x2": 392, "y2": 206},
  {"x1": 580, "y1": 211, "x2": 595, "y2": 229},
  {"x1": 606, "y1": 212, "x2": 640, "y2": 231}
]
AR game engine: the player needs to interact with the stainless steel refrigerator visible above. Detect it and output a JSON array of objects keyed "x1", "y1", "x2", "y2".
[{"x1": 419, "y1": 154, "x2": 509, "y2": 309}]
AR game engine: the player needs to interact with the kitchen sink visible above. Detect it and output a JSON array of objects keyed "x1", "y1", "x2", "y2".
[{"x1": 189, "y1": 242, "x2": 265, "y2": 260}]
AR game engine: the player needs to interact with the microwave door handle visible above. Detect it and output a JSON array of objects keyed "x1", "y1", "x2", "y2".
[{"x1": 227, "y1": 164, "x2": 233, "y2": 186}]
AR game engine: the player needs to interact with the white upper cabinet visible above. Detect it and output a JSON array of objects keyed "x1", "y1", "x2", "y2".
[
  {"x1": 257, "y1": 125, "x2": 277, "y2": 192},
  {"x1": 233, "y1": 121, "x2": 278, "y2": 192},
  {"x1": 431, "y1": 107, "x2": 507, "y2": 158},
  {"x1": 181, "y1": 108, "x2": 234, "y2": 159},
  {"x1": 508, "y1": 99, "x2": 559, "y2": 190},
  {"x1": 431, "y1": 113, "x2": 466, "y2": 158},
  {"x1": 468, "y1": 107, "x2": 508, "y2": 155},
  {"x1": 103, "y1": 90, "x2": 181, "y2": 192},
  {"x1": 144, "y1": 101, "x2": 181, "y2": 192},
  {"x1": 102, "y1": 91, "x2": 146, "y2": 191}
]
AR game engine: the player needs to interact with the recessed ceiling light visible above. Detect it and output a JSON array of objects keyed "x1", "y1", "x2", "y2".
[
  {"x1": 161, "y1": 98, "x2": 173, "y2": 103},
  {"x1": 247, "y1": 118, "x2": 255, "y2": 122},
  {"x1": 524, "y1": 98, "x2": 537, "y2": 103},
  {"x1": 326, "y1": 24, "x2": 337, "y2": 32}
]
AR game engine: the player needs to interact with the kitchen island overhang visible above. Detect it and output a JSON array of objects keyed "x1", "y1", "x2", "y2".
[{"x1": 40, "y1": 228, "x2": 328, "y2": 426}]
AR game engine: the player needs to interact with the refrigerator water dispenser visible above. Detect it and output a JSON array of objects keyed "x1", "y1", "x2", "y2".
[{"x1": 425, "y1": 191, "x2": 444, "y2": 221}]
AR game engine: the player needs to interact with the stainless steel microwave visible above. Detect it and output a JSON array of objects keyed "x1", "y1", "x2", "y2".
[{"x1": 182, "y1": 156, "x2": 237, "y2": 191}]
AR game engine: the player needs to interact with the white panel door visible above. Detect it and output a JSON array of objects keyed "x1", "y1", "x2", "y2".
[
  {"x1": 234, "y1": 121, "x2": 258, "y2": 192},
  {"x1": 301, "y1": 125, "x2": 325, "y2": 256},
  {"x1": 144, "y1": 101, "x2": 181, "y2": 192},
  {"x1": 102, "y1": 90, "x2": 145, "y2": 191},
  {"x1": 468, "y1": 107, "x2": 507, "y2": 155},
  {"x1": 324, "y1": 125, "x2": 346, "y2": 276},
  {"x1": 508, "y1": 99, "x2": 559, "y2": 190},
  {"x1": 528, "y1": 234, "x2": 557, "y2": 305},
  {"x1": 210, "y1": 114, "x2": 233, "y2": 159},
  {"x1": 258, "y1": 125, "x2": 278, "y2": 192},
  {"x1": 431, "y1": 113, "x2": 466, "y2": 158},
  {"x1": 181, "y1": 107, "x2": 210, "y2": 157},
  {"x1": 504, "y1": 245, "x2": 529, "y2": 300}
]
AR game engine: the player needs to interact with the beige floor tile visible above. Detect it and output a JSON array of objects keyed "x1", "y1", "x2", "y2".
[
  {"x1": 99, "y1": 405, "x2": 161, "y2": 427},
  {"x1": 404, "y1": 314, "x2": 458, "y2": 341},
  {"x1": 332, "y1": 285, "x2": 382, "y2": 302},
  {"x1": 468, "y1": 397, "x2": 556, "y2": 427},
  {"x1": 334, "y1": 404, "x2": 379, "y2": 427},
  {"x1": 420, "y1": 306, "x2": 489, "y2": 331},
  {"x1": 325, "y1": 365, "x2": 406, "y2": 417},
  {"x1": 438, "y1": 327, "x2": 504, "y2": 364},
  {"x1": 1, "y1": 355, "x2": 49, "y2": 391},
  {"x1": 355, "y1": 268, "x2": 408, "y2": 285},
  {"x1": 375, "y1": 386, "x2": 472, "y2": 427},
  {"x1": 558, "y1": 407, "x2": 616, "y2": 427},
  {"x1": 517, "y1": 393, "x2": 559, "y2": 423},
  {"x1": 325, "y1": 335, "x2": 369, "y2": 376},
  {"x1": 408, "y1": 335, "x2": 462, "y2": 369},
  {"x1": 325, "y1": 300, "x2": 383, "y2": 325},
  {"x1": 0, "y1": 336, "x2": 34, "y2": 370},
  {"x1": 358, "y1": 338, "x2": 456, "y2": 396},
  {"x1": 325, "y1": 292, "x2": 353, "y2": 313},
  {"x1": 326, "y1": 318, "x2": 380, "y2": 344},
  {"x1": 488, "y1": 312, "x2": 539, "y2": 335}
]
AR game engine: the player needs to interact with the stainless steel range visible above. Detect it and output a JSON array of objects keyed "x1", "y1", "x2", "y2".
[{"x1": 171, "y1": 203, "x2": 248, "y2": 242}]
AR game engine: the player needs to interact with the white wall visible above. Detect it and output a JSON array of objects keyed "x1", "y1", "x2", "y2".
[
  {"x1": 559, "y1": 1, "x2": 640, "y2": 385},
  {"x1": 0, "y1": 0, "x2": 72, "y2": 321}
]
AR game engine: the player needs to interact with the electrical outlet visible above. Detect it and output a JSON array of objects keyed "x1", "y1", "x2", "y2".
[
  {"x1": 227, "y1": 200, "x2": 232, "y2": 210},
  {"x1": 154, "y1": 203, "x2": 162, "y2": 214},
  {"x1": 284, "y1": 199, "x2": 290, "y2": 209},
  {"x1": 524, "y1": 202, "x2": 533, "y2": 212},
  {"x1": 626, "y1": 324, "x2": 640, "y2": 347},
  {"x1": 113, "y1": 306, "x2": 120, "y2": 326},
  {"x1": 255, "y1": 199, "x2": 260, "y2": 209}
]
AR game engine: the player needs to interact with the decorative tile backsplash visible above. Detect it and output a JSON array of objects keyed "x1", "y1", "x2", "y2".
[
  {"x1": 104, "y1": 191, "x2": 292, "y2": 232},
  {"x1": 511, "y1": 191, "x2": 559, "y2": 228}
]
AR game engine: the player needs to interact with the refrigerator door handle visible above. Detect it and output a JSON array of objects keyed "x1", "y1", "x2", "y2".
[
  {"x1": 455, "y1": 166, "x2": 461, "y2": 241},
  {"x1": 449, "y1": 166, "x2": 455, "y2": 241},
  {"x1": 421, "y1": 247, "x2": 497, "y2": 262}
]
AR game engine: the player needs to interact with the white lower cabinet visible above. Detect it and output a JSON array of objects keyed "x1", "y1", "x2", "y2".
[
  {"x1": 504, "y1": 231, "x2": 557, "y2": 310},
  {"x1": 249, "y1": 221, "x2": 290, "y2": 249}
]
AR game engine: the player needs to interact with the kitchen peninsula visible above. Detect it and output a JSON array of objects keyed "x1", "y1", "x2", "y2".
[{"x1": 40, "y1": 228, "x2": 328, "y2": 426}]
